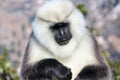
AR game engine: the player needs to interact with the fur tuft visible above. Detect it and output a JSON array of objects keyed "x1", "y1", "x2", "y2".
[{"x1": 36, "y1": 0, "x2": 74, "y2": 22}]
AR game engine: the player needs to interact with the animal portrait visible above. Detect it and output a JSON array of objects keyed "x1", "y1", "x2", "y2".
[{"x1": 18, "y1": 0, "x2": 112, "y2": 80}]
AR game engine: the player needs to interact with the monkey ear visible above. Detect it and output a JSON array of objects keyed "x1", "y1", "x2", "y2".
[{"x1": 36, "y1": 0, "x2": 74, "y2": 22}]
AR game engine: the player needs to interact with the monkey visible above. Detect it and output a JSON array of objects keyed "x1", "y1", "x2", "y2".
[{"x1": 18, "y1": 0, "x2": 112, "y2": 80}]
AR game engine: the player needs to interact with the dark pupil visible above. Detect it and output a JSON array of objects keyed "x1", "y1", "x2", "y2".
[{"x1": 50, "y1": 22, "x2": 69, "y2": 30}]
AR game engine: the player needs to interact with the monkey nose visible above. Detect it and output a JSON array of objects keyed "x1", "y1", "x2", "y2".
[{"x1": 55, "y1": 34, "x2": 72, "y2": 46}]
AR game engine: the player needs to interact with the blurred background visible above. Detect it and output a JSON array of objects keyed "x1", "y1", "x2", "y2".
[{"x1": 0, "y1": 0, "x2": 120, "y2": 80}]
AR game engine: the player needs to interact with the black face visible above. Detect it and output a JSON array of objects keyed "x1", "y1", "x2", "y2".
[{"x1": 50, "y1": 22, "x2": 72, "y2": 45}]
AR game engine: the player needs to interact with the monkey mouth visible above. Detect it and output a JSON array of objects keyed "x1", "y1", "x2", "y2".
[
  {"x1": 55, "y1": 35, "x2": 72, "y2": 46},
  {"x1": 57, "y1": 40, "x2": 70, "y2": 45}
]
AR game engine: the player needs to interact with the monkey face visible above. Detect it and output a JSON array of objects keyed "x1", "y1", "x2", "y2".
[
  {"x1": 32, "y1": 0, "x2": 86, "y2": 58},
  {"x1": 50, "y1": 22, "x2": 72, "y2": 45}
]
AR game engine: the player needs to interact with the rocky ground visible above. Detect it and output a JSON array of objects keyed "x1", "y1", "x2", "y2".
[
  {"x1": 78, "y1": 0, "x2": 120, "y2": 62},
  {"x1": 0, "y1": 0, "x2": 120, "y2": 64}
]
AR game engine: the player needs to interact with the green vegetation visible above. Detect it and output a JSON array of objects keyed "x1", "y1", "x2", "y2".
[
  {"x1": 103, "y1": 50, "x2": 120, "y2": 80},
  {"x1": 0, "y1": 49, "x2": 19, "y2": 80},
  {"x1": 109, "y1": 60, "x2": 120, "y2": 80},
  {"x1": 77, "y1": 3, "x2": 88, "y2": 16}
]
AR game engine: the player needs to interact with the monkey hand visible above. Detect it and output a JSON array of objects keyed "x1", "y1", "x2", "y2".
[{"x1": 21, "y1": 59, "x2": 72, "y2": 80}]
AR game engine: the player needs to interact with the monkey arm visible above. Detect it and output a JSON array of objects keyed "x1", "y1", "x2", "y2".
[
  {"x1": 20, "y1": 59, "x2": 72, "y2": 80},
  {"x1": 75, "y1": 65, "x2": 108, "y2": 80}
]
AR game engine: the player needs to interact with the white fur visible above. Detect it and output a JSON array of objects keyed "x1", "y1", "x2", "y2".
[
  {"x1": 29, "y1": 0, "x2": 99, "y2": 79},
  {"x1": 20, "y1": 0, "x2": 112, "y2": 80},
  {"x1": 28, "y1": 34, "x2": 99, "y2": 80},
  {"x1": 36, "y1": 0, "x2": 74, "y2": 22},
  {"x1": 32, "y1": 0, "x2": 86, "y2": 58}
]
